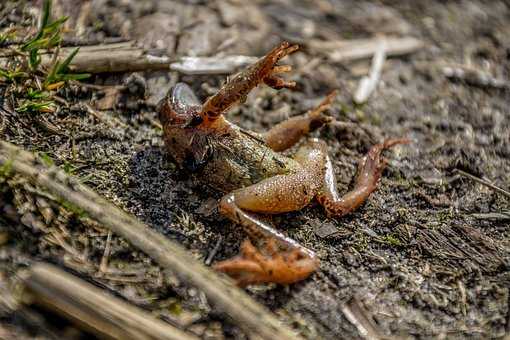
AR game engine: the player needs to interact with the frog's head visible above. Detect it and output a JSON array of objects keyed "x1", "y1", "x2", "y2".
[
  {"x1": 158, "y1": 83, "x2": 203, "y2": 128},
  {"x1": 158, "y1": 83, "x2": 212, "y2": 171}
]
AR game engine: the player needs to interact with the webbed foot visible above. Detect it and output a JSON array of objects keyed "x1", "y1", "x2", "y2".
[{"x1": 213, "y1": 238, "x2": 318, "y2": 287}]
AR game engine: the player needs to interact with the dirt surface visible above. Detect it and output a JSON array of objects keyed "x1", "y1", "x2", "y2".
[{"x1": 1, "y1": 0, "x2": 510, "y2": 339}]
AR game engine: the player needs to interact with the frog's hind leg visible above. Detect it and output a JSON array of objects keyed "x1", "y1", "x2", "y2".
[
  {"x1": 213, "y1": 141, "x2": 328, "y2": 286},
  {"x1": 263, "y1": 91, "x2": 336, "y2": 152},
  {"x1": 214, "y1": 190, "x2": 319, "y2": 286},
  {"x1": 218, "y1": 185, "x2": 316, "y2": 256},
  {"x1": 200, "y1": 42, "x2": 298, "y2": 126},
  {"x1": 316, "y1": 138, "x2": 409, "y2": 217}
]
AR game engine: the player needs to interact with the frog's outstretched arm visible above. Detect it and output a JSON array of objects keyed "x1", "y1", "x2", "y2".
[{"x1": 200, "y1": 42, "x2": 298, "y2": 126}]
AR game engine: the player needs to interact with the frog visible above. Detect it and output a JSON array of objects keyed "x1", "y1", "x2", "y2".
[{"x1": 158, "y1": 41, "x2": 408, "y2": 287}]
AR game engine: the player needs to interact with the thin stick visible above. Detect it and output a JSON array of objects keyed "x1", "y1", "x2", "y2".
[
  {"x1": 353, "y1": 38, "x2": 386, "y2": 104},
  {"x1": 1, "y1": 42, "x2": 257, "y2": 75},
  {"x1": 471, "y1": 211, "x2": 510, "y2": 221},
  {"x1": 341, "y1": 297, "x2": 383, "y2": 340},
  {"x1": 8, "y1": 39, "x2": 419, "y2": 75},
  {"x1": 48, "y1": 43, "x2": 172, "y2": 73},
  {"x1": 454, "y1": 169, "x2": 510, "y2": 199},
  {"x1": 205, "y1": 236, "x2": 223, "y2": 266},
  {"x1": 170, "y1": 56, "x2": 258, "y2": 75},
  {"x1": 308, "y1": 36, "x2": 423, "y2": 62},
  {"x1": 0, "y1": 141, "x2": 300, "y2": 340},
  {"x1": 22, "y1": 262, "x2": 196, "y2": 340},
  {"x1": 443, "y1": 64, "x2": 509, "y2": 90},
  {"x1": 100, "y1": 230, "x2": 113, "y2": 273}
]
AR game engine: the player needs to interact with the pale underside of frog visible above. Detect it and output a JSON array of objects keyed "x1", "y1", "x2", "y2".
[{"x1": 158, "y1": 42, "x2": 408, "y2": 286}]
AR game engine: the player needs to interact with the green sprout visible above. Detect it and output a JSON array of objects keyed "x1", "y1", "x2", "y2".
[
  {"x1": 0, "y1": 68, "x2": 28, "y2": 82},
  {"x1": 44, "y1": 47, "x2": 90, "y2": 89},
  {"x1": 38, "y1": 153, "x2": 55, "y2": 167},
  {"x1": 0, "y1": 0, "x2": 90, "y2": 114},
  {"x1": 21, "y1": 0, "x2": 68, "y2": 70}
]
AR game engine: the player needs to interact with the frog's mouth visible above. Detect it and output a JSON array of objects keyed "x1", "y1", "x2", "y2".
[{"x1": 158, "y1": 83, "x2": 203, "y2": 128}]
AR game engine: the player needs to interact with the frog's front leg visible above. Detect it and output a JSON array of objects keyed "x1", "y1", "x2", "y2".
[
  {"x1": 200, "y1": 41, "x2": 298, "y2": 126},
  {"x1": 214, "y1": 141, "x2": 327, "y2": 286},
  {"x1": 263, "y1": 91, "x2": 336, "y2": 151}
]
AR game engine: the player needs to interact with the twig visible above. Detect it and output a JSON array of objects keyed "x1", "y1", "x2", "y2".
[
  {"x1": 46, "y1": 230, "x2": 87, "y2": 263},
  {"x1": 85, "y1": 104, "x2": 128, "y2": 130},
  {"x1": 170, "y1": 56, "x2": 258, "y2": 75},
  {"x1": 22, "y1": 262, "x2": 196, "y2": 340},
  {"x1": 341, "y1": 297, "x2": 383, "y2": 340},
  {"x1": 0, "y1": 141, "x2": 300, "y2": 340},
  {"x1": 47, "y1": 42, "x2": 172, "y2": 73},
  {"x1": 457, "y1": 280, "x2": 467, "y2": 316},
  {"x1": 443, "y1": 64, "x2": 509, "y2": 90},
  {"x1": 354, "y1": 38, "x2": 386, "y2": 104},
  {"x1": 0, "y1": 42, "x2": 169, "y2": 73},
  {"x1": 454, "y1": 169, "x2": 510, "y2": 199},
  {"x1": 205, "y1": 236, "x2": 223, "y2": 266},
  {"x1": 0, "y1": 42, "x2": 267, "y2": 75},
  {"x1": 308, "y1": 36, "x2": 423, "y2": 62},
  {"x1": 99, "y1": 230, "x2": 113, "y2": 273},
  {"x1": 471, "y1": 211, "x2": 510, "y2": 221}
]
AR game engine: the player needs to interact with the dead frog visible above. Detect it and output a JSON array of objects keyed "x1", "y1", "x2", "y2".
[{"x1": 158, "y1": 42, "x2": 408, "y2": 286}]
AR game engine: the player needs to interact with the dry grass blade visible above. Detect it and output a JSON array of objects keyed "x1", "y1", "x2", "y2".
[
  {"x1": 454, "y1": 169, "x2": 510, "y2": 199},
  {"x1": 470, "y1": 211, "x2": 510, "y2": 221},
  {"x1": 341, "y1": 297, "x2": 384, "y2": 340}
]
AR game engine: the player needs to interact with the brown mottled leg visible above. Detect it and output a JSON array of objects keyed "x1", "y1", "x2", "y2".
[
  {"x1": 213, "y1": 140, "x2": 328, "y2": 286},
  {"x1": 316, "y1": 138, "x2": 410, "y2": 217},
  {"x1": 216, "y1": 170, "x2": 320, "y2": 258},
  {"x1": 263, "y1": 91, "x2": 336, "y2": 151},
  {"x1": 200, "y1": 42, "x2": 299, "y2": 126}
]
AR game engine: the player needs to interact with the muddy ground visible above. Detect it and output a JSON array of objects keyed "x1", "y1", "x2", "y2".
[{"x1": 1, "y1": 0, "x2": 510, "y2": 339}]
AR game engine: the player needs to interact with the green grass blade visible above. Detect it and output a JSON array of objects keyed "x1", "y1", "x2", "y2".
[
  {"x1": 22, "y1": 0, "x2": 53, "y2": 51},
  {"x1": 56, "y1": 48, "x2": 80, "y2": 74}
]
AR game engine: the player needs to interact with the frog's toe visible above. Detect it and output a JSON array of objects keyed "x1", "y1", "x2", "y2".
[
  {"x1": 214, "y1": 239, "x2": 318, "y2": 286},
  {"x1": 214, "y1": 258, "x2": 264, "y2": 287},
  {"x1": 274, "y1": 249, "x2": 319, "y2": 285},
  {"x1": 263, "y1": 75, "x2": 296, "y2": 90},
  {"x1": 259, "y1": 42, "x2": 298, "y2": 90}
]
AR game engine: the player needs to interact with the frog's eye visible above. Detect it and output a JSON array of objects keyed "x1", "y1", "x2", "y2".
[
  {"x1": 159, "y1": 83, "x2": 202, "y2": 127},
  {"x1": 171, "y1": 83, "x2": 201, "y2": 115}
]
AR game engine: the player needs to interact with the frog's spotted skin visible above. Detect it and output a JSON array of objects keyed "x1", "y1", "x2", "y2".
[{"x1": 158, "y1": 42, "x2": 408, "y2": 286}]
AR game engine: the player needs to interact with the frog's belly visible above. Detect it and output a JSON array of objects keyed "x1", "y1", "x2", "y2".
[{"x1": 200, "y1": 134, "x2": 299, "y2": 193}]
